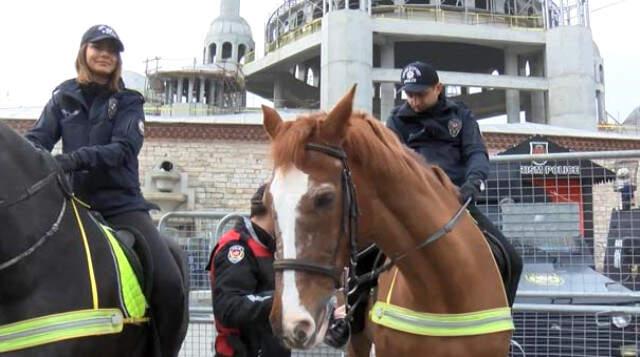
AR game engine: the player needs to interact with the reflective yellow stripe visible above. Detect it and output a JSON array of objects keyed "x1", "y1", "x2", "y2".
[
  {"x1": 71, "y1": 199, "x2": 99, "y2": 309},
  {"x1": 372, "y1": 267, "x2": 514, "y2": 336},
  {"x1": 386, "y1": 267, "x2": 400, "y2": 303},
  {"x1": 100, "y1": 225, "x2": 148, "y2": 318},
  {"x1": 0, "y1": 309, "x2": 123, "y2": 353},
  {"x1": 370, "y1": 302, "x2": 514, "y2": 336}
]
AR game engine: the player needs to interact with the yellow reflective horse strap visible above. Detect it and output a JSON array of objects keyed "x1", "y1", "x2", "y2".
[
  {"x1": 370, "y1": 268, "x2": 515, "y2": 337},
  {"x1": 72, "y1": 197, "x2": 147, "y2": 321},
  {"x1": 71, "y1": 199, "x2": 99, "y2": 309},
  {"x1": 0, "y1": 309, "x2": 124, "y2": 353},
  {"x1": 98, "y1": 225, "x2": 148, "y2": 319}
]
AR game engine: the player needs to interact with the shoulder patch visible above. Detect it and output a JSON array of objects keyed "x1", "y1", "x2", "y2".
[
  {"x1": 137, "y1": 119, "x2": 145, "y2": 136},
  {"x1": 227, "y1": 245, "x2": 245, "y2": 264}
]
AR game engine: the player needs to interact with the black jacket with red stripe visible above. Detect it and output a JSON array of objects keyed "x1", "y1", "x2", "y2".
[{"x1": 207, "y1": 217, "x2": 290, "y2": 357}]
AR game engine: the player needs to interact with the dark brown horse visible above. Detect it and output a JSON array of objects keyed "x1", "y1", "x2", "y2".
[{"x1": 262, "y1": 87, "x2": 513, "y2": 356}]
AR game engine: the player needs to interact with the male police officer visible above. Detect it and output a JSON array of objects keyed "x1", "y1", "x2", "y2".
[{"x1": 386, "y1": 61, "x2": 522, "y2": 307}]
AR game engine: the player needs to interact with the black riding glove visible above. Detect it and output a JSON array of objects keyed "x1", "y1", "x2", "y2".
[
  {"x1": 459, "y1": 178, "x2": 485, "y2": 204},
  {"x1": 324, "y1": 316, "x2": 350, "y2": 349},
  {"x1": 54, "y1": 153, "x2": 80, "y2": 173}
]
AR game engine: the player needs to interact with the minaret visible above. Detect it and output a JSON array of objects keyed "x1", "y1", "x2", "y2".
[
  {"x1": 204, "y1": 0, "x2": 254, "y2": 65},
  {"x1": 219, "y1": 0, "x2": 240, "y2": 17}
]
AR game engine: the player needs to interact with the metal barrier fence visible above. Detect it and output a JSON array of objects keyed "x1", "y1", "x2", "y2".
[
  {"x1": 179, "y1": 307, "x2": 345, "y2": 357},
  {"x1": 162, "y1": 149, "x2": 640, "y2": 357},
  {"x1": 488, "y1": 150, "x2": 640, "y2": 357},
  {"x1": 160, "y1": 212, "x2": 346, "y2": 356}
]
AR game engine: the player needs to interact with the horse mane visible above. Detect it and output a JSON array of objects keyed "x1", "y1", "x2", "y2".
[{"x1": 269, "y1": 111, "x2": 459, "y2": 195}]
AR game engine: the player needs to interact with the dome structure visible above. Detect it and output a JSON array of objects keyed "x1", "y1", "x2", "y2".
[{"x1": 204, "y1": 0, "x2": 255, "y2": 65}]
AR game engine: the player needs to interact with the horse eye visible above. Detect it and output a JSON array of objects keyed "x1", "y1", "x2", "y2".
[{"x1": 314, "y1": 192, "x2": 335, "y2": 209}]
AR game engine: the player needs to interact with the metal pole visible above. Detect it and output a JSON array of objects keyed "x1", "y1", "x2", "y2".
[
  {"x1": 584, "y1": 0, "x2": 591, "y2": 27},
  {"x1": 157, "y1": 211, "x2": 245, "y2": 231},
  {"x1": 490, "y1": 150, "x2": 640, "y2": 163},
  {"x1": 464, "y1": 0, "x2": 468, "y2": 24},
  {"x1": 544, "y1": 0, "x2": 550, "y2": 28},
  {"x1": 514, "y1": 303, "x2": 640, "y2": 314},
  {"x1": 214, "y1": 213, "x2": 248, "y2": 240}
]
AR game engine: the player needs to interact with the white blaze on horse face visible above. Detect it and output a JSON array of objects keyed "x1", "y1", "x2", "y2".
[{"x1": 270, "y1": 167, "x2": 315, "y2": 336}]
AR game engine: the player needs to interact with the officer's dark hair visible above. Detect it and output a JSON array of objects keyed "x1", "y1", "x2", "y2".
[
  {"x1": 75, "y1": 43, "x2": 122, "y2": 92},
  {"x1": 250, "y1": 184, "x2": 268, "y2": 218}
]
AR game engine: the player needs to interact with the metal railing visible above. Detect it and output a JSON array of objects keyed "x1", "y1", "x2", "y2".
[
  {"x1": 372, "y1": 4, "x2": 545, "y2": 29},
  {"x1": 265, "y1": 18, "x2": 322, "y2": 54}
]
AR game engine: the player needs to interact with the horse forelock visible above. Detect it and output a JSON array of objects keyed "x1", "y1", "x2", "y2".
[{"x1": 270, "y1": 113, "x2": 324, "y2": 169}]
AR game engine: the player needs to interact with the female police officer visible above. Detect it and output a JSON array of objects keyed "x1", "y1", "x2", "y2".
[{"x1": 25, "y1": 25, "x2": 184, "y2": 357}]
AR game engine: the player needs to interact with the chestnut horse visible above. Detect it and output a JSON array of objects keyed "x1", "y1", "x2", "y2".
[{"x1": 262, "y1": 86, "x2": 513, "y2": 356}]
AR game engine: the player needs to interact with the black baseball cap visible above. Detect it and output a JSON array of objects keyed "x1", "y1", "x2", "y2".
[
  {"x1": 81, "y1": 25, "x2": 124, "y2": 52},
  {"x1": 400, "y1": 61, "x2": 439, "y2": 93}
]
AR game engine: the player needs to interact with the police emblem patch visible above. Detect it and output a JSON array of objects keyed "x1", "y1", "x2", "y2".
[
  {"x1": 137, "y1": 120, "x2": 145, "y2": 136},
  {"x1": 529, "y1": 141, "x2": 548, "y2": 166},
  {"x1": 448, "y1": 117, "x2": 462, "y2": 137},
  {"x1": 98, "y1": 25, "x2": 117, "y2": 38},
  {"x1": 227, "y1": 245, "x2": 245, "y2": 264},
  {"x1": 107, "y1": 97, "x2": 118, "y2": 120},
  {"x1": 401, "y1": 65, "x2": 421, "y2": 84},
  {"x1": 524, "y1": 273, "x2": 564, "y2": 286}
]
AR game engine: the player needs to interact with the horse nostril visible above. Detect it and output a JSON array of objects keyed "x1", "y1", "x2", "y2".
[
  {"x1": 294, "y1": 324, "x2": 309, "y2": 343},
  {"x1": 294, "y1": 318, "x2": 315, "y2": 344}
]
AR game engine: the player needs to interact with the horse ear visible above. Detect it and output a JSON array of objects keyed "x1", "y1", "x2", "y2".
[
  {"x1": 262, "y1": 105, "x2": 282, "y2": 140},
  {"x1": 323, "y1": 84, "x2": 356, "y2": 141}
]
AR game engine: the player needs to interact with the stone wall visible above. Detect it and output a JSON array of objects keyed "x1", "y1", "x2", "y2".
[{"x1": 139, "y1": 137, "x2": 271, "y2": 212}]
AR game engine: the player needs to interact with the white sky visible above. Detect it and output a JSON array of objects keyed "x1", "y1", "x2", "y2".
[{"x1": 0, "y1": 0, "x2": 637, "y2": 120}]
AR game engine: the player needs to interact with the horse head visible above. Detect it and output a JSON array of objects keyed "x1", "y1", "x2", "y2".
[
  {"x1": 0, "y1": 122, "x2": 60, "y2": 208},
  {"x1": 262, "y1": 86, "x2": 357, "y2": 349}
]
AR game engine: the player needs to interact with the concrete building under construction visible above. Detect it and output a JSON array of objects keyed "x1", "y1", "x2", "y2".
[
  {"x1": 145, "y1": 0, "x2": 255, "y2": 116},
  {"x1": 244, "y1": 0, "x2": 605, "y2": 131}
]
